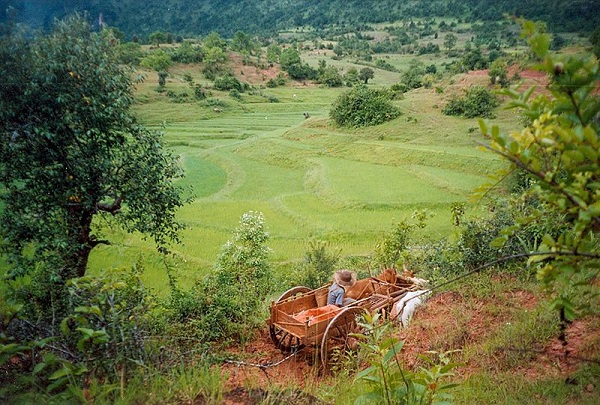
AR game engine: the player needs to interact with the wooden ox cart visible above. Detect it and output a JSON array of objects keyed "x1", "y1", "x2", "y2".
[{"x1": 267, "y1": 271, "x2": 412, "y2": 367}]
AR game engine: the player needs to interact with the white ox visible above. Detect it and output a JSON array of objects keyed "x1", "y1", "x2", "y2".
[{"x1": 390, "y1": 290, "x2": 431, "y2": 328}]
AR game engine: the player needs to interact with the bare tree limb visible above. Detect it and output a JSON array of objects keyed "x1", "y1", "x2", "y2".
[{"x1": 97, "y1": 197, "x2": 122, "y2": 215}]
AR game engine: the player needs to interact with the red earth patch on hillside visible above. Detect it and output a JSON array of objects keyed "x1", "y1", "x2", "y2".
[
  {"x1": 228, "y1": 52, "x2": 282, "y2": 85},
  {"x1": 458, "y1": 67, "x2": 549, "y2": 96}
]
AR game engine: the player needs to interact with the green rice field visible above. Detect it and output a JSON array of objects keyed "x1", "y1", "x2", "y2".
[{"x1": 87, "y1": 59, "x2": 514, "y2": 290}]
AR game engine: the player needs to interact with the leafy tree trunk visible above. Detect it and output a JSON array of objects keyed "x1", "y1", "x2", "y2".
[{"x1": 65, "y1": 207, "x2": 96, "y2": 279}]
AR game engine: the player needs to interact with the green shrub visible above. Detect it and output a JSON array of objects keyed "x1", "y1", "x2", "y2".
[
  {"x1": 0, "y1": 265, "x2": 160, "y2": 401},
  {"x1": 173, "y1": 211, "x2": 275, "y2": 344},
  {"x1": 264, "y1": 93, "x2": 279, "y2": 103},
  {"x1": 374, "y1": 58, "x2": 398, "y2": 72},
  {"x1": 442, "y1": 85, "x2": 499, "y2": 118},
  {"x1": 213, "y1": 74, "x2": 245, "y2": 91},
  {"x1": 401, "y1": 59, "x2": 426, "y2": 89},
  {"x1": 317, "y1": 66, "x2": 344, "y2": 87},
  {"x1": 61, "y1": 267, "x2": 158, "y2": 373},
  {"x1": 296, "y1": 240, "x2": 340, "y2": 289},
  {"x1": 330, "y1": 85, "x2": 400, "y2": 128},
  {"x1": 157, "y1": 70, "x2": 168, "y2": 87},
  {"x1": 285, "y1": 62, "x2": 318, "y2": 80},
  {"x1": 407, "y1": 238, "x2": 463, "y2": 281}
]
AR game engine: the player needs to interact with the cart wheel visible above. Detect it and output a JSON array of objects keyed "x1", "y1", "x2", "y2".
[
  {"x1": 276, "y1": 286, "x2": 311, "y2": 303},
  {"x1": 269, "y1": 324, "x2": 305, "y2": 353},
  {"x1": 320, "y1": 307, "x2": 364, "y2": 369}
]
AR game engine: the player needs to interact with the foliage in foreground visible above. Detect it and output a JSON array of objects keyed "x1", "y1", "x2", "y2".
[
  {"x1": 353, "y1": 312, "x2": 460, "y2": 405},
  {"x1": 330, "y1": 85, "x2": 401, "y2": 128},
  {"x1": 0, "y1": 265, "x2": 160, "y2": 402},
  {"x1": 480, "y1": 20, "x2": 600, "y2": 322}
]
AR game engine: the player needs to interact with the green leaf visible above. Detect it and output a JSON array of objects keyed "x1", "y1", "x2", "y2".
[
  {"x1": 355, "y1": 366, "x2": 377, "y2": 381},
  {"x1": 478, "y1": 119, "x2": 488, "y2": 135},
  {"x1": 49, "y1": 366, "x2": 72, "y2": 380},
  {"x1": 75, "y1": 305, "x2": 103, "y2": 317},
  {"x1": 491, "y1": 236, "x2": 508, "y2": 248},
  {"x1": 542, "y1": 234, "x2": 556, "y2": 247},
  {"x1": 47, "y1": 377, "x2": 69, "y2": 392},
  {"x1": 76, "y1": 327, "x2": 95, "y2": 337},
  {"x1": 33, "y1": 362, "x2": 47, "y2": 375},
  {"x1": 588, "y1": 203, "x2": 600, "y2": 216}
]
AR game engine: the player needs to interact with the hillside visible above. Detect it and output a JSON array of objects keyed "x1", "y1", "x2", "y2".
[
  {"x1": 0, "y1": 5, "x2": 598, "y2": 404},
  {"x1": 2, "y1": 0, "x2": 599, "y2": 38},
  {"x1": 216, "y1": 274, "x2": 600, "y2": 404}
]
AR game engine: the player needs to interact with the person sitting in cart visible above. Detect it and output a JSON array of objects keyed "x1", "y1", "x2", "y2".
[{"x1": 327, "y1": 269, "x2": 357, "y2": 307}]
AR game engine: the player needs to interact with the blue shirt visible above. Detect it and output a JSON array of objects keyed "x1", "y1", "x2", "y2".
[{"x1": 327, "y1": 283, "x2": 345, "y2": 306}]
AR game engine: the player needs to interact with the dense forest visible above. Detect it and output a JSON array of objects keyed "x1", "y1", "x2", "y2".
[{"x1": 2, "y1": 0, "x2": 599, "y2": 39}]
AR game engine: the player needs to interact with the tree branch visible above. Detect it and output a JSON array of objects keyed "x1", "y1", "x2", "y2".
[
  {"x1": 96, "y1": 197, "x2": 122, "y2": 215},
  {"x1": 428, "y1": 251, "x2": 600, "y2": 295},
  {"x1": 90, "y1": 239, "x2": 111, "y2": 248},
  {"x1": 478, "y1": 142, "x2": 600, "y2": 228}
]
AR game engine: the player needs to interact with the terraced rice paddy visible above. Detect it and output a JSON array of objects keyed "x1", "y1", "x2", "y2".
[{"x1": 88, "y1": 69, "x2": 510, "y2": 290}]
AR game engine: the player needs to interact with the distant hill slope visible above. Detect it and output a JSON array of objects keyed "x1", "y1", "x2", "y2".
[{"x1": 2, "y1": 0, "x2": 598, "y2": 38}]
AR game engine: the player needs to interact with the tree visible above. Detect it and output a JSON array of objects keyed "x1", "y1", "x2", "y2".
[
  {"x1": 359, "y1": 67, "x2": 375, "y2": 84},
  {"x1": 344, "y1": 67, "x2": 360, "y2": 84},
  {"x1": 330, "y1": 85, "x2": 400, "y2": 127},
  {"x1": 206, "y1": 211, "x2": 273, "y2": 343},
  {"x1": 158, "y1": 70, "x2": 168, "y2": 87},
  {"x1": 118, "y1": 41, "x2": 144, "y2": 65},
  {"x1": 231, "y1": 30, "x2": 256, "y2": 54},
  {"x1": 102, "y1": 26, "x2": 125, "y2": 43},
  {"x1": 401, "y1": 59, "x2": 425, "y2": 89},
  {"x1": 173, "y1": 40, "x2": 203, "y2": 64},
  {"x1": 591, "y1": 26, "x2": 600, "y2": 58},
  {"x1": 280, "y1": 47, "x2": 302, "y2": 68},
  {"x1": 488, "y1": 58, "x2": 509, "y2": 87},
  {"x1": 444, "y1": 33, "x2": 457, "y2": 51},
  {"x1": 140, "y1": 49, "x2": 173, "y2": 87},
  {"x1": 298, "y1": 240, "x2": 340, "y2": 289},
  {"x1": 202, "y1": 46, "x2": 228, "y2": 79},
  {"x1": 203, "y1": 31, "x2": 227, "y2": 52},
  {"x1": 149, "y1": 30, "x2": 168, "y2": 47},
  {"x1": 140, "y1": 49, "x2": 173, "y2": 72},
  {"x1": 442, "y1": 85, "x2": 499, "y2": 118},
  {"x1": 266, "y1": 43, "x2": 282, "y2": 63},
  {"x1": 0, "y1": 16, "x2": 186, "y2": 289},
  {"x1": 480, "y1": 20, "x2": 600, "y2": 323},
  {"x1": 460, "y1": 47, "x2": 488, "y2": 71},
  {"x1": 279, "y1": 48, "x2": 317, "y2": 80},
  {"x1": 317, "y1": 65, "x2": 344, "y2": 87}
]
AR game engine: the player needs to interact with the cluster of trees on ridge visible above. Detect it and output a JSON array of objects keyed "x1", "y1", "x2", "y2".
[{"x1": 3, "y1": 0, "x2": 599, "y2": 39}]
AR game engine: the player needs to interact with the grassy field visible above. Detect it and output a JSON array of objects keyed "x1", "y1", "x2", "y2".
[{"x1": 87, "y1": 50, "x2": 514, "y2": 290}]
